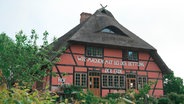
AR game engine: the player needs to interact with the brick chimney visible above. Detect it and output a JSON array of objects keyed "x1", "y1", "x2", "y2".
[{"x1": 80, "y1": 12, "x2": 92, "y2": 23}]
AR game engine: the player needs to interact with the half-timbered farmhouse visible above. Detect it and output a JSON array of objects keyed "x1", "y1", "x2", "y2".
[{"x1": 45, "y1": 8, "x2": 172, "y2": 97}]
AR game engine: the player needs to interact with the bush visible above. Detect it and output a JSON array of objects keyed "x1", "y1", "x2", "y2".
[
  {"x1": 104, "y1": 93, "x2": 123, "y2": 104},
  {"x1": 74, "y1": 90, "x2": 105, "y2": 104},
  {"x1": 158, "y1": 97, "x2": 169, "y2": 104},
  {"x1": 147, "y1": 96, "x2": 158, "y2": 104},
  {"x1": 0, "y1": 87, "x2": 58, "y2": 104},
  {"x1": 104, "y1": 93, "x2": 122, "y2": 99},
  {"x1": 61, "y1": 84, "x2": 82, "y2": 95},
  {"x1": 59, "y1": 85, "x2": 108, "y2": 104},
  {"x1": 74, "y1": 90, "x2": 123, "y2": 104},
  {"x1": 84, "y1": 90, "x2": 100, "y2": 104},
  {"x1": 167, "y1": 92, "x2": 184, "y2": 104}
]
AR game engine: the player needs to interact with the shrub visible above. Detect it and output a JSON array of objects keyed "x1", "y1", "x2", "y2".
[
  {"x1": 74, "y1": 90, "x2": 124, "y2": 104},
  {"x1": 124, "y1": 89, "x2": 136, "y2": 102},
  {"x1": 104, "y1": 93, "x2": 123, "y2": 104},
  {"x1": 61, "y1": 84, "x2": 82, "y2": 95},
  {"x1": 59, "y1": 85, "x2": 106, "y2": 104},
  {"x1": 158, "y1": 97, "x2": 169, "y2": 104},
  {"x1": 147, "y1": 96, "x2": 158, "y2": 104},
  {"x1": 84, "y1": 90, "x2": 100, "y2": 104},
  {"x1": 74, "y1": 90, "x2": 105, "y2": 104},
  {"x1": 104, "y1": 93, "x2": 122, "y2": 99},
  {"x1": 167, "y1": 92, "x2": 184, "y2": 104},
  {"x1": 0, "y1": 87, "x2": 58, "y2": 104}
]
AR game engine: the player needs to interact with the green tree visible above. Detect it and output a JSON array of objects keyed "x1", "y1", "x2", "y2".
[
  {"x1": 164, "y1": 72, "x2": 184, "y2": 94},
  {"x1": 0, "y1": 30, "x2": 62, "y2": 89}
]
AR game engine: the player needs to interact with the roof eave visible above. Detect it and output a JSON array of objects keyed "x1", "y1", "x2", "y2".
[
  {"x1": 68, "y1": 40, "x2": 155, "y2": 51},
  {"x1": 150, "y1": 51, "x2": 172, "y2": 74}
]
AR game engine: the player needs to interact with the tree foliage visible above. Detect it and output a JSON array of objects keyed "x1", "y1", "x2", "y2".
[
  {"x1": 0, "y1": 30, "x2": 61, "y2": 89},
  {"x1": 164, "y1": 72, "x2": 184, "y2": 94},
  {"x1": 0, "y1": 86, "x2": 58, "y2": 104}
]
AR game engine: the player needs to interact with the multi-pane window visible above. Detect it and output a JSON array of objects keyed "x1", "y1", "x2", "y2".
[
  {"x1": 81, "y1": 74, "x2": 87, "y2": 86},
  {"x1": 94, "y1": 78, "x2": 100, "y2": 88},
  {"x1": 138, "y1": 76, "x2": 147, "y2": 89},
  {"x1": 108, "y1": 76, "x2": 113, "y2": 87},
  {"x1": 102, "y1": 75, "x2": 108, "y2": 87},
  {"x1": 114, "y1": 76, "x2": 119, "y2": 87},
  {"x1": 86, "y1": 46, "x2": 103, "y2": 57},
  {"x1": 75, "y1": 73, "x2": 80, "y2": 86},
  {"x1": 102, "y1": 75, "x2": 125, "y2": 88},
  {"x1": 127, "y1": 78, "x2": 136, "y2": 89},
  {"x1": 126, "y1": 74, "x2": 136, "y2": 78},
  {"x1": 126, "y1": 74, "x2": 136, "y2": 89},
  {"x1": 124, "y1": 50, "x2": 138, "y2": 61},
  {"x1": 89, "y1": 71, "x2": 100, "y2": 76},
  {"x1": 120, "y1": 76, "x2": 125, "y2": 88},
  {"x1": 128, "y1": 51, "x2": 138, "y2": 61},
  {"x1": 75, "y1": 73, "x2": 87, "y2": 87}
]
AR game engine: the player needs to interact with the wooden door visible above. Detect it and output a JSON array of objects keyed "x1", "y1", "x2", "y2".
[
  {"x1": 126, "y1": 78, "x2": 136, "y2": 89},
  {"x1": 88, "y1": 72, "x2": 100, "y2": 96}
]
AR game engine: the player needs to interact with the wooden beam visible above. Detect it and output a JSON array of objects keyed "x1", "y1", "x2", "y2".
[
  {"x1": 144, "y1": 56, "x2": 151, "y2": 70},
  {"x1": 55, "y1": 65, "x2": 62, "y2": 79},
  {"x1": 152, "y1": 72, "x2": 161, "y2": 95},
  {"x1": 69, "y1": 47, "x2": 78, "y2": 65}
]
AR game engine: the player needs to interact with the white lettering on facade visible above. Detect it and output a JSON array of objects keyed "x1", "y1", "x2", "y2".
[
  {"x1": 105, "y1": 69, "x2": 112, "y2": 73},
  {"x1": 114, "y1": 60, "x2": 120, "y2": 65},
  {"x1": 105, "y1": 68, "x2": 122, "y2": 74},
  {"x1": 121, "y1": 61, "x2": 127, "y2": 66},
  {"x1": 77, "y1": 56, "x2": 86, "y2": 61},
  {"x1": 105, "y1": 60, "x2": 113, "y2": 64},
  {"x1": 76, "y1": 56, "x2": 144, "y2": 67},
  {"x1": 128, "y1": 62, "x2": 138, "y2": 66},
  {"x1": 114, "y1": 69, "x2": 122, "y2": 74},
  {"x1": 87, "y1": 58, "x2": 104, "y2": 64},
  {"x1": 138, "y1": 62, "x2": 144, "y2": 67}
]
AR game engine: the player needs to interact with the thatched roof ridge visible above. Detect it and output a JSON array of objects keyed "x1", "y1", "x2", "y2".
[{"x1": 68, "y1": 9, "x2": 155, "y2": 50}]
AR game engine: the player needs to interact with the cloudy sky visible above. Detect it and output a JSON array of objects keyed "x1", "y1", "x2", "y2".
[{"x1": 1, "y1": 0, "x2": 184, "y2": 80}]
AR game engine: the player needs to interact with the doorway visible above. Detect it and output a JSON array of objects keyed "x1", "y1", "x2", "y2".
[
  {"x1": 126, "y1": 74, "x2": 136, "y2": 89},
  {"x1": 88, "y1": 71, "x2": 100, "y2": 96}
]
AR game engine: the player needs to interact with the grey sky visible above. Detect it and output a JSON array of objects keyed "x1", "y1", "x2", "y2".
[{"x1": 0, "y1": 0, "x2": 184, "y2": 80}]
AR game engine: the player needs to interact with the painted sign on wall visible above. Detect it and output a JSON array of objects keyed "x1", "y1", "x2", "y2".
[
  {"x1": 77, "y1": 56, "x2": 144, "y2": 67},
  {"x1": 105, "y1": 68, "x2": 122, "y2": 74}
]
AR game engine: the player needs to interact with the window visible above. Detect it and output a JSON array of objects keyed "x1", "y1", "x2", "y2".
[
  {"x1": 102, "y1": 74, "x2": 125, "y2": 88},
  {"x1": 75, "y1": 73, "x2": 87, "y2": 87},
  {"x1": 108, "y1": 75, "x2": 113, "y2": 87},
  {"x1": 128, "y1": 51, "x2": 138, "y2": 61},
  {"x1": 100, "y1": 26, "x2": 128, "y2": 36},
  {"x1": 138, "y1": 76, "x2": 147, "y2": 89},
  {"x1": 101, "y1": 28, "x2": 115, "y2": 33},
  {"x1": 86, "y1": 46, "x2": 103, "y2": 57},
  {"x1": 89, "y1": 71, "x2": 100, "y2": 76},
  {"x1": 102, "y1": 75, "x2": 108, "y2": 87},
  {"x1": 126, "y1": 74, "x2": 136, "y2": 89},
  {"x1": 94, "y1": 77, "x2": 100, "y2": 88},
  {"x1": 114, "y1": 76, "x2": 119, "y2": 87},
  {"x1": 124, "y1": 50, "x2": 138, "y2": 61},
  {"x1": 120, "y1": 76, "x2": 125, "y2": 88}
]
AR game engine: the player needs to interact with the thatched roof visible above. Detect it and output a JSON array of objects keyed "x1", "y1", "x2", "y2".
[{"x1": 52, "y1": 8, "x2": 172, "y2": 74}]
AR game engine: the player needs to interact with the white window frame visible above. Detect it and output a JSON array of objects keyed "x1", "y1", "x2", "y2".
[
  {"x1": 75, "y1": 73, "x2": 87, "y2": 87},
  {"x1": 102, "y1": 74, "x2": 125, "y2": 88}
]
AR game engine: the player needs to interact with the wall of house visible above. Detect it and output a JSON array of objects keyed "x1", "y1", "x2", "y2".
[{"x1": 50, "y1": 44, "x2": 163, "y2": 97}]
